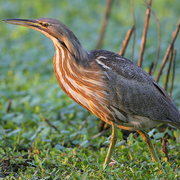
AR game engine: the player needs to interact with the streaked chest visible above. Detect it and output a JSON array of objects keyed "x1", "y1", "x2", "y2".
[{"x1": 53, "y1": 46, "x2": 112, "y2": 121}]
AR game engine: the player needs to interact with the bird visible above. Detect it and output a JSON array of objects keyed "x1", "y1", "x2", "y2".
[{"x1": 3, "y1": 18, "x2": 180, "y2": 172}]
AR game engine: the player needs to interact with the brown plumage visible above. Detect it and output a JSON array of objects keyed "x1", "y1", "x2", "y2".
[
  {"x1": 3, "y1": 18, "x2": 180, "y2": 171},
  {"x1": 90, "y1": 50, "x2": 180, "y2": 130}
]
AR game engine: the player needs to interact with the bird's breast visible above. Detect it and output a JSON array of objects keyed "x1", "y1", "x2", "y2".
[{"x1": 53, "y1": 45, "x2": 114, "y2": 123}]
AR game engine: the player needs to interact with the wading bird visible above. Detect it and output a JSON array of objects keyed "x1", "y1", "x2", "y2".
[{"x1": 3, "y1": 18, "x2": 180, "y2": 172}]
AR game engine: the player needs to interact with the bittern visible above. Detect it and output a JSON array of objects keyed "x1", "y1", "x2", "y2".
[{"x1": 3, "y1": 18, "x2": 180, "y2": 172}]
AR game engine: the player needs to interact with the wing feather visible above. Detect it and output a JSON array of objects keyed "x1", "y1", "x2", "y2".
[{"x1": 94, "y1": 51, "x2": 179, "y2": 124}]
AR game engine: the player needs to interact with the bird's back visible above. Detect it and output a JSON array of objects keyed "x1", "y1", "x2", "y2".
[{"x1": 90, "y1": 50, "x2": 180, "y2": 130}]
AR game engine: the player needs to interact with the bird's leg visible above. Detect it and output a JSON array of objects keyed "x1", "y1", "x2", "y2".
[
  {"x1": 103, "y1": 123, "x2": 118, "y2": 169},
  {"x1": 137, "y1": 130, "x2": 165, "y2": 173}
]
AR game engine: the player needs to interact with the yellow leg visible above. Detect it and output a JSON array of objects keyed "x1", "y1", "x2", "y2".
[
  {"x1": 137, "y1": 130, "x2": 165, "y2": 173},
  {"x1": 103, "y1": 123, "x2": 118, "y2": 169}
]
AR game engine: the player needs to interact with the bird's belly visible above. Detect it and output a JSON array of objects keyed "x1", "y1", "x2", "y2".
[{"x1": 116, "y1": 114, "x2": 159, "y2": 131}]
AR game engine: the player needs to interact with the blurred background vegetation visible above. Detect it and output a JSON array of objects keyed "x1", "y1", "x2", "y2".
[{"x1": 0, "y1": 0, "x2": 180, "y2": 179}]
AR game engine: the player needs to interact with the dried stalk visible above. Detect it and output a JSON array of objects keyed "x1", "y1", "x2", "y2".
[
  {"x1": 119, "y1": 26, "x2": 134, "y2": 56},
  {"x1": 170, "y1": 48, "x2": 177, "y2": 97},
  {"x1": 6, "y1": 99, "x2": 12, "y2": 113},
  {"x1": 156, "y1": 19, "x2": 180, "y2": 82},
  {"x1": 96, "y1": 0, "x2": 114, "y2": 49},
  {"x1": 138, "y1": 0, "x2": 152, "y2": 67},
  {"x1": 144, "y1": 0, "x2": 161, "y2": 74},
  {"x1": 148, "y1": 62, "x2": 154, "y2": 76},
  {"x1": 164, "y1": 46, "x2": 174, "y2": 91},
  {"x1": 131, "y1": 0, "x2": 136, "y2": 62},
  {"x1": 161, "y1": 137, "x2": 169, "y2": 161}
]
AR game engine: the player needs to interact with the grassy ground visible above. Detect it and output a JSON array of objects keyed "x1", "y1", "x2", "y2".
[{"x1": 0, "y1": 0, "x2": 180, "y2": 179}]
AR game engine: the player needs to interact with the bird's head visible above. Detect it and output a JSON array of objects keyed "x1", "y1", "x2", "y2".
[{"x1": 3, "y1": 18, "x2": 89, "y2": 64}]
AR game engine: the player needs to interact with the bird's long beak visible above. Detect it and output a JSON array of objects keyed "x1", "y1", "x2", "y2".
[
  {"x1": 3, "y1": 19, "x2": 40, "y2": 30},
  {"x1": 3, "y1": 18, "x2": 56, "y2": 42}
]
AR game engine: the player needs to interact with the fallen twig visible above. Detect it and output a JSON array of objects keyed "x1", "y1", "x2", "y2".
[
  {"x1": 45, "y1": 118, "x2": 60, "y2": 134},
  {"x1": 91, "y1": 128, "x2": 111, "y2": 140},
  {"x1": 96, "y1": 0, "x2": 114, "y2": 49},
  {"x1": 138, "y1": 0, "x2": 152, "y2": 67},
  {"x1": 156, "y1": 19, "x2": 180, "y2": 82},
  {"x1": 119, "y1": 26, "x2": 135, "y2": 56}
]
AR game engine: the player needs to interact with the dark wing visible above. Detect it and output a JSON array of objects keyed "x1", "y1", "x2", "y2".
[{"x1": 94, "y1": 50, "x2": 180, "y2": 125}]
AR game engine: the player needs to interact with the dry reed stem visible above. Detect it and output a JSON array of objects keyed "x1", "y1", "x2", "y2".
[
  {"x1": 170, "y1": 48, "x2": 177, "y2": 97},
  {"x1": 164, "y1": 46, "x2": 174, "y2": 91},
  {"x1": 161, "y1": 137, "x2": 169, "y2": 162},
  {"x1": 96, "y1": 0, "x2": 114, "y2": 49},
  {"x1": 119, "y1": 26, "x2": 135, "y2": 56},
  {"x1": 144, "y1": 0, "x2": 161, "y2": 75},
  {"x1": 156, "y1": 19, "x2": 180, "y2": 82},
  {"x1": 138, "y1": 0, "x2": 152, "y2": 67},
  {"x1": 131, "y1": 0, "x2": 136, "y2": 62},
  {"x1": 148, "y1": 62, "x2": 154, "y2": 76}
]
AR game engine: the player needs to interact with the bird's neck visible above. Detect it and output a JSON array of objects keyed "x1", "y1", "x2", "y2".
[
  {"x1": 53, "y1": 43, "x2": 89, "y2": 101},
  {"x1": 61, "y1": 34, "x2": 90, "y2": 67}
]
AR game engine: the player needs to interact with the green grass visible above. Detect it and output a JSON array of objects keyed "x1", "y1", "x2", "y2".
[{"x1": 1, "y1": 0, "x2": 180, "y2": 179}]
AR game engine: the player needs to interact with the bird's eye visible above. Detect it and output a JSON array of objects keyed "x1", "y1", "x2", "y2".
[{"x1": 40, "y1": 22, "x2": 49, "y2": 28}]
